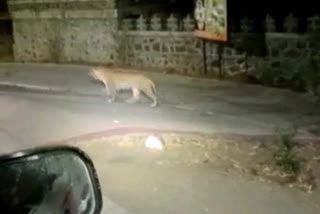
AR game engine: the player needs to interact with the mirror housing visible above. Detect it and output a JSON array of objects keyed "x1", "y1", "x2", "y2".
[{"x1": 0, "y1": 145, "x2": 102, "y2": 214}]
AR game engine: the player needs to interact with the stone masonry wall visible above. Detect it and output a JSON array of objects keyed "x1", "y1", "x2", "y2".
[
  {"x1": 116, "y1": 31, "x2": 320, "y2": 77},
  {"x1": 115, "y1": 31, "x2": 203, "y2": 74},
  {"x1": 254, "y1": 34, "x2": 320, "y2": 71},
  {"x1": 117, "y1": 14, "x2": 320, "y2": 79},
  {"x1": 8, "y1": 0, "x2": 119, "y2": 64},
  {"x1": 8, "y1": 1, "x2": 320, "y2": 85},
  {"x1": 12, "y1": 19, "x2": 119, "y2": 63}
]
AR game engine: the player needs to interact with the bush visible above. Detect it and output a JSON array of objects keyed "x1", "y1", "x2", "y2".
[
  {"x1": 252, "y1": 57, "x2": 320, "y2": 97},
  {"x1": 273, "y1": 127, "x2": 301, "y2": 175}
]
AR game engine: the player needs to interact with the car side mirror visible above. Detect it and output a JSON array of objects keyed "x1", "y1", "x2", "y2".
[{"x1": 0, "y1": 145, "x2": 102, "y2": 214}]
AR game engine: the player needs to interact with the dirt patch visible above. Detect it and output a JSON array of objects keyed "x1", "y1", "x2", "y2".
[{"x1": 74, "y1": 132, "x2": 320, "y2": 194}]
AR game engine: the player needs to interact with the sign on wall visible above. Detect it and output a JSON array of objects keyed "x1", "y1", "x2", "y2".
[{"x1": 194, "y1": 0, "x2": 228, "y2": 42}]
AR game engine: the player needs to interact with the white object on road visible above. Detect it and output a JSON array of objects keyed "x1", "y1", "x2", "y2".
[{"x1": 145, "y1": 136, "x2": 164, "y2": 150}]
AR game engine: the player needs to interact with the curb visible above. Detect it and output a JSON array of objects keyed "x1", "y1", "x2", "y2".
[
  {"x1": 46, "y1": 127, "x2": 320, "y2": 146},
  {"x1": 47, "y1": 128, "x2": 218, "y2": 145},
  {"x1": 0, "y1": 81, "x2": 103, "y2": 97}
]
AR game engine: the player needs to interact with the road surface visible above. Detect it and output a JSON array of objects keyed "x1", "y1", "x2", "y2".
[
  {"x1": 1, "y1": 85, "x2": 319, "y2": 154},
  {"x1": 0, "y1": 63, "x2": 320, "y2": 213}
]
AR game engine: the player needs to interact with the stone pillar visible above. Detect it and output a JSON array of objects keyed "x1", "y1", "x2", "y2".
[{"x1": 8, "y1": 0, "x2": 119, "y2": 64}]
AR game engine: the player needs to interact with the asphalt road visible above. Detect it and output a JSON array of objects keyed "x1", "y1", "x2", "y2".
[
  {"x1": 1, "y1": 64, "x2": 320, "y2": 213},
  {"x1": 1, "y1": 82, "x2": 319, "y2": 154},
  {"x1": 1, "y1": 63, "x2": 320, "y2": 153},
  {"x1": 0, "y1": 89, "x2": 319, "y2": 214}
]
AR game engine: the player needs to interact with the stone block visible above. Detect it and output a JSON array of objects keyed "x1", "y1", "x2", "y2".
[
  {"x1": 296, "y1": 41, "x2": 307, "y2": 49},
  {"x1": 269, "y1": 48, "x2": 279, "y2": 57},
  {"x1": 284, "y1": 48, "x2": 301, "y2": 58}
]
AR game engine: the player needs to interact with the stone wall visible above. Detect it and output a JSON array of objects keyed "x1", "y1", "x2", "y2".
[
  {"x1": 12, "y1": 18, "x2": 119, "y2": 63},
  {"x1": 115, "y1": 31, "x2": 203, "y2": 74},
  {"x1": 8, "y1": 0, "x2": 119, "y2": 63},
  {"x1": 8, "y1": 1, "x2": 320, "y2": 89},
  {"x1": 115, "y1": 14, "x2": 320, "y2": 94},
  {"x1": 254, "y1": 34, "x2": 320, "y2": 73},
  {"x1": 116, "y1": 31, "x2": 320, "y2": 77},
  {"x1": 249, "y1": 34, "x2": 320, "y2": 93}
]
